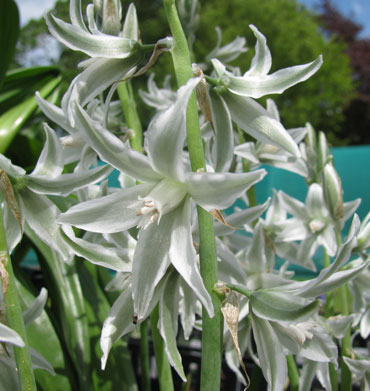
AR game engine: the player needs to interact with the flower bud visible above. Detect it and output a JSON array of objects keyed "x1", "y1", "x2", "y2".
[
  {"x1": 102, "y1": 0, "x2": 122, "y2": 36},
  {"x1": 323, "y1": 163, "x2": 343, "y2": 221}
]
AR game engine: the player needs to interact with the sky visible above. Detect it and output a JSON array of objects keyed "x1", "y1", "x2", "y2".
[{"x1": 15, "y1": 0, "x2": 370, "y2": 38}]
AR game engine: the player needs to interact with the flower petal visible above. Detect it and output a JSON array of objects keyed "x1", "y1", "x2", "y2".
[
  {"x1": 65, "y1": 55, "x2": 142, "y2": 124},
  {"x1": 30, "y1": 124, "x2": 64, "y2": 177},
  {"x1": 27, "y1": 164, "x2": 113, "y2": 196},
  {"x1": 145, "y1": 77, "x2": 200, "y2": 181},
  {"x1": 22, "y1": 288, "x2": 48, "y2": 327},
  {"x1": 100, "y1": 286, "x2": 135, "y2": 370},
  {"x1": 58, "y1": 183, "x2": 154, "y2": 233},
  {"x1": 21, "y1": 191, "x2": 73, "y2": 262},
  {"x1": 169, "y1": 197, "x2": 214, "y2": 317},
  {"x1": 209, "y1": 90, "x2": 234, "y2": 172},
  {"x1": 0, "y1": 323, "x2": 24, "y2": 347},
  {"x1": 45, "y1": 12, "x2": 139, "y2": 58},
  {"x1": 244, "y1": 25, "x2": 272, "y2": 77},
  {"x1": 186, "y1": 169, "x2": 266, "y2": 211},
  {"x1": 61, "y1": 225, "x2": 132, "y2": 272},
  {"x1": 159, "y1": 271, "x2": 186, "y2": 381},
  {"x1": 73, "y1": 103, "x2": 162, "y2": 182},
  {"x1": 131, "y1": 212, "x2": 174, "y2": 320},
  {"x1": 222, "y1": 92, "x2": 300, "y2": 157},
  {"x1": 251, "y1": 314, "x2": 288, "y2": 391},
  {"x1": 227, "y1": 55, "x2": 323, "y2": 99}
]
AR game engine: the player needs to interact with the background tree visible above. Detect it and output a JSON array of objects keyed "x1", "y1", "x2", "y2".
[{"x1": 319, "y1": 0, "x2": 370, "y2": 145}]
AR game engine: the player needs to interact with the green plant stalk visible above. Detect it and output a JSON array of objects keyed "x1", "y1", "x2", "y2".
[
  {"x1": 0, "y1": 210, "x2": 37, "y2": 391},
  {"x1": 339, "y1": 284, "x2": 352, "y2": 391},
  {"x1": 329, "y1": 362, "x2": 338, "y2": 391},
  {"x1": 150, "y1": 305, "x2": 174, "y2": 390},
  {"x1": 286, "y1": 355, "x2": 299, "y2": 391},
  {"x1": 162, "y1": 2, "x2": 223, "y2": 390},
  {"x1": 140, "y1": 320, "x2": 151, "y2": 391},
  {"x1": 117, "y1": 81, "x2": 143, "y2": 152}
]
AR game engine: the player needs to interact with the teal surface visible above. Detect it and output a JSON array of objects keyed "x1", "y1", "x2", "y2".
[{"x1": 255, "y1": 145, "x2": 370, "y2": 221}]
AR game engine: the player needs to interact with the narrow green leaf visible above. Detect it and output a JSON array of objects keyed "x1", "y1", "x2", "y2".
[{"x1": 0, "y1": 75, "x2": 61, "y2": 153}]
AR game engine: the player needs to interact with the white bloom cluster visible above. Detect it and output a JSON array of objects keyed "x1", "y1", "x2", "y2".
[{"x1": 1, "y1": 1, "x2": 370, "y2": 390}]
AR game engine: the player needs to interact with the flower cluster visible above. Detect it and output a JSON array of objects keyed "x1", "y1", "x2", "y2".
[{"x1": 1, "y1": 1, "x2": 370, "y2": 390}]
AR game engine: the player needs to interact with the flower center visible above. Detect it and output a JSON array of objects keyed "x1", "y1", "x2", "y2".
[
  {"x1": 133, "y1": 178, "x2": 188, "y2": 229},
  {"x1": 308, "y1": 218, "x2": 325, "y2": 234}
]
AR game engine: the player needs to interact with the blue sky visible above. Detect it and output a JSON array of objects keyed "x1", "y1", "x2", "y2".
[
  {"x1": 16, "y1": 0, "x2": 370, "y2": 38},
  {"x1": 300, "y1": 0, "x2": 370, "y2": 37}
]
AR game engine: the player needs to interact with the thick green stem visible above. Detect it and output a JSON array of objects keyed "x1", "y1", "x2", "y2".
[
  {"x1": 329, "y1": 362, "x2": 338, "y2": 391},
  {"x1": 140, "y1": 320, "x2": 151, "y2": 391},
  {"x1": 286, "y1": 355, "x2": 299, "y2": 391},
  {"x1": 0, "y1": 210, "x2": 37, "y2": 391},
  {"x1": 150, "y1": 305, "x2": 174, "y2": 391},
  {"x1": 117, "y1": 81, "x2": 143, "y2": 152},
  {"x1": 162, "y1": 2, "x2": 223, "y2": 390}
]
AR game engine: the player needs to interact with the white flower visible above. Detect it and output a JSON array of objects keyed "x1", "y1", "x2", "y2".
[
  {"x1": 58, "y1": 77, "x2": 266, "y2": 322},
  {"x1": 0, "y1": 126, "x2": 111, "y2": 261}
]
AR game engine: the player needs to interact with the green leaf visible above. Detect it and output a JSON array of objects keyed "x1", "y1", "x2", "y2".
[
  {"x1": 0, "y1": 0, "x2": 20, "y2": 90},
  {"x1": 0, "y1": 74, "x2": 61, "y2": 153}
]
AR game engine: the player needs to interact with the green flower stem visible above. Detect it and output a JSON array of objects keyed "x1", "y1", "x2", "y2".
[
  {"x1": 322, "y1": 251, "x2": 338, "y2": 390},
  {"x1": 224, "y1": 283, "x2": 252, "y2": 298},
  {"x1": 286, "y1": 355, "x2": 299, "y2": 391},
  {"x1": 339, "y1": 284, "x2": 352, "y2": 391},
  {"x1": 162, "y1": 2, "x2": 223, "y2": 390},
  {"x1": 0, "y1": 210, "x2": 37, "y2": 391},
  {"x1": 150, "y1": 305, "x2": 174, "y2": 391},
  {"x1": 140, "y1": 320, "x2": 151, "y2": 391},
  {"x1": 329, "y1": 362, "x2": 338, "y2": 391},
  {"x1": 117, "y1": 80, "x2": 143, "y2": 152}
]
